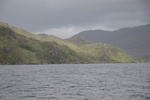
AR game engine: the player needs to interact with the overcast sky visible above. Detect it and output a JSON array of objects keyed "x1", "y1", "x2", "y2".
[{"x1": 0, "y1": 0, "x2": 150, "y2": 38}]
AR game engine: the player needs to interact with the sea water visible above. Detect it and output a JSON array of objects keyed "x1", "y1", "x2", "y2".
[{"x1": 0, "y1": 63, "x2": 150, "y2": 100}]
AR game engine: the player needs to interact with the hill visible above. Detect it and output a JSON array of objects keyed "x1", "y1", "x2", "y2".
[
  {"x1": 74, "y1": 24, "x2": 150, "y2": 61},
  {"x1": 0, "y1": 22, "x2": 139, "y2": 64}
]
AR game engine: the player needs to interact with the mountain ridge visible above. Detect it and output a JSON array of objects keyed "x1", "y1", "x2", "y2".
[{"x1": 74, "y1": 24, "x2": 150, "y2": 61}]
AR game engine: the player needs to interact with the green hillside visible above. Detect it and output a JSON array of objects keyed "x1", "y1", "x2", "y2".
[
  {"x1": 0, "y1": 22, "x2": 140, "y2": 64},
  {"x1": 67, "y1": 36, "x2": 141, "y2": 63},
  {"x1": 74, "y1": 24, "x2": 150, "y2": 62}
]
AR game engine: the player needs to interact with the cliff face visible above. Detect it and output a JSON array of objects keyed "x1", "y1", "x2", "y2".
[{"x1": 0, "y1": 22, "x2": 139, "y2": 64}]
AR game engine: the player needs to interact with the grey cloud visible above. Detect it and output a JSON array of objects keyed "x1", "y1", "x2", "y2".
[{"x1": 0, "y1": 0, "x2": 150, "y2": 33}]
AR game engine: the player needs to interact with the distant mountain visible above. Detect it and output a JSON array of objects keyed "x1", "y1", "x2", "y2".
[
  {"x1": 74, "y1": 24, "x2": 150, "y2": 61},
  {"x1": 0, "y1": 22, "x2": 139, "y2": 64}
]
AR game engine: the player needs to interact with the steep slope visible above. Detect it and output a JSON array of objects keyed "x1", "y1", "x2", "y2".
[
  {"x1": 0, "y1": 26, "x2": 88, "y2": 64},
  {"x1": 0, "y1": 22, "x2": 83, "y2": 53},
  {"x1": 74, "y1": 24, "x2": 150, "y2": 61},
  {"x1": 0, "y1": 22, "x2": 139, "y2": 64}
]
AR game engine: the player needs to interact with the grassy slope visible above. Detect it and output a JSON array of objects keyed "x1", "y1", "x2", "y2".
[
  {"x1": 0, "y1": 22, "x2": 82, "y2": 52},
  {"x1": 67, "y1": 36, "x2": 139, "y2": 63},
  {"x1": 0, "y1": 26, "x2": 85, "y2": 64},
  {"x1": 0, "y1": 26, "x2": 39, "y2": 64},
  {"x1": 0, "y1": 22, "x2": 139, "y2": 64}
]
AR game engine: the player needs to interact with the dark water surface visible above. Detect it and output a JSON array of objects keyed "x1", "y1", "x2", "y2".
[{"x1": 0, "y1": 63, "x2": 150, "y2": 100}]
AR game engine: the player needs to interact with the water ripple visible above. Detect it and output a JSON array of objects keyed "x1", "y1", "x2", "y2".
[{"x1": 0, "y1": 63, "x2": 150, "y2": 100}]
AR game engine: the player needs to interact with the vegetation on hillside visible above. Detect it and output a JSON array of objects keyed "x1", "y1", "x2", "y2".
[
  {"x1": 74, "y1": 24, "x2": 150, "y2": 62},
  {"x1": 0, "y1": 22, "x2": 140, "y2": 64}
]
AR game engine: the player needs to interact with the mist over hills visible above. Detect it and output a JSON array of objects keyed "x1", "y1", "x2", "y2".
[
  {"x1": 0, "y1": 22, "x2": 139, "y2": 64},
  {"x1": 74, "y1": 24, "x2": 150, "y2": 61}
]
